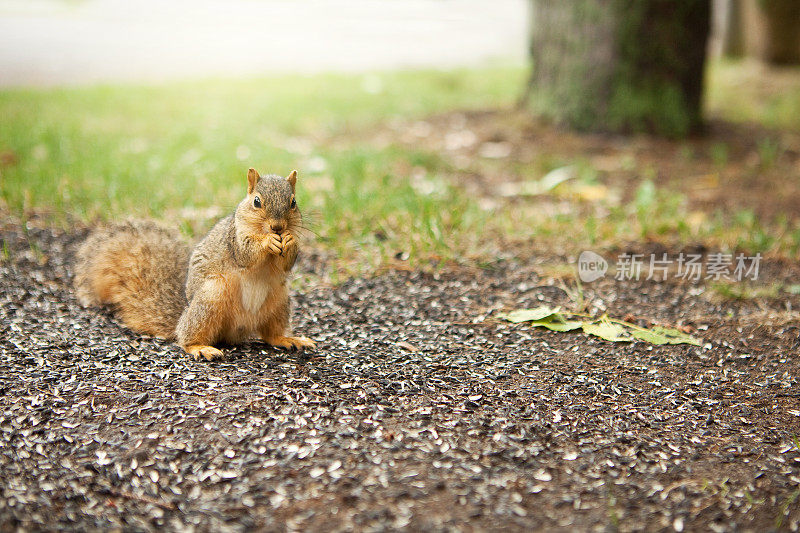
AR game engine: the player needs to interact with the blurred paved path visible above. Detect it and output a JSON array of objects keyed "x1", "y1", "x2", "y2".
[{"x1": 0, "y1": 0, "x2": 527, "y2": 87}]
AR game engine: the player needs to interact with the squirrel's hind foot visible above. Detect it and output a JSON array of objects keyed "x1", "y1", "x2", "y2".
[
  {"x1": 185, "y1": 344, "x2": 226, "y2": 361},
  {"x1": 264, "y1": 336, "x2": 316, "y2": 351}
]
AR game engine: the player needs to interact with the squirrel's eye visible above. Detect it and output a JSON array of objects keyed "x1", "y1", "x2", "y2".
[
  {"x1": 290, "y1": 197, "x2": 297, "y2": 209},
  {"x1": 253, "y1": 196, "x2": 262, "y2": 208}
]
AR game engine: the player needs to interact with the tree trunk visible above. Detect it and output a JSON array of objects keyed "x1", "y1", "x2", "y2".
[
  {"x1": 525, "y1": 0, "x2": 711, "y2": 137},
  {"x1": 758, "y1": 0, "x2": 800, "y2": 64},
  {"x1": 721, "y1": 0, "x2": 745, "y2": 57}
]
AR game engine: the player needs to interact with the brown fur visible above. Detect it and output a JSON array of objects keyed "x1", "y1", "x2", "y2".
[
  {"x1": 74, "y1": 220, "x2": 189, "y2": 339},
  {"x1": 74, "y1": 169, "x2": 314, "y2": 361},
  {"x1": 176, "y1": 170, "x2": 313, "y2": 359}
]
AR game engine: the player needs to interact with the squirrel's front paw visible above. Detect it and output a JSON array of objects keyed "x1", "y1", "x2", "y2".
[
  {"x1": 185, "y1": 344, "x2": 226, "y2": 361},
  {"x1": 279, "y1": 232, "x2": 297, "y2": 257},
  {"x1": 264, "y1": 336, "x2": 316, "y2": 351},
  {"x1": 264, "y1": 233, "x2": 283, "y2": 255}
]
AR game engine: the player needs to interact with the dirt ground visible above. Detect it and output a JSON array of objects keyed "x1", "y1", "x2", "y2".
[
  {"x1": 1, "y1": 208, "x2": 799, "y2": 532},
  {"x1": 370, "y1": 110, "x2": 800, "y2": 225}
]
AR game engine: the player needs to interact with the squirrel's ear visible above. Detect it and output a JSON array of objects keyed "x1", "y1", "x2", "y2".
[
  {"x1": 287, "y1": 170, "x2": 297, "y2": 192},
  {"x1": 247, "y1": 168, "x2": 260, "y2": 195}
]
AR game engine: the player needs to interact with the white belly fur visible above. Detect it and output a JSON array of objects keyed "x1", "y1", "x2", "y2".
[{"x1": 239, "y1": 270, "x2": 271, "y2": 315}]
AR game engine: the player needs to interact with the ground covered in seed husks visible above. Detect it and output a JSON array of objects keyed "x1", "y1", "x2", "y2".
[{"x1": 2, "y1": 214, "x2": 800, "y2": 533}]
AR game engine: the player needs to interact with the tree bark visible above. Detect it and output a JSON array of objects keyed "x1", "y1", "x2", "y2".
[
  {"x1": 721, "y1": 0, "x2": 745, "y2": 58},
  {"x1": 758, "y1": 0, "x2": 800, "y2": 64},
  {"x1": 525, "y1": 0, "x2": 711, "y2": 137}
]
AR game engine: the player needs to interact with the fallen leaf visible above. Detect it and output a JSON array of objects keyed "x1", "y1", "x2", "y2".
[
  {"x1": 572, "y1": 183, "x2": 610, "y2": 202},
  {"x1": 582, "y1": 320, "x2": 631, "y2": 343},
  {"x1": 529, "y1": 319, "x2": 583, "y2": 332},
  {"x1": 497, "y1": 309, "x2": 703, "y2": 346},
  {"x1": 498, "y1": 166, "x2": 576, "y2": 197},
  {"x1": 497, "y1": 306, "x2": 561, "y2": 323},
  {"x1": 631, "y1": 326, "x2": 701, "y2": 346}
]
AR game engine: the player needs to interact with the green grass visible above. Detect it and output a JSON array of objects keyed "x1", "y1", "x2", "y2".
[
  {"x1": 0, "y1": 68, "x2": 523, "y2": 275},
  {"x1": 707, "y1": 59, "x2": 800, "y2": 130},
  {"x1": 0, "y1": 68, "x2": 521, "y2": 218},
  {"x1": 710, "y1": 281, "x2": 782, "y2": 301},
  {"x1": 1, "y1": 63, "x2": 800, "y2": 278}
]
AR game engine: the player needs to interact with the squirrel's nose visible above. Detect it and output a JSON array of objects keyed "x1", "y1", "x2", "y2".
[{"x1": 270, "y1": 222, "x2": 286, "y2": 233}]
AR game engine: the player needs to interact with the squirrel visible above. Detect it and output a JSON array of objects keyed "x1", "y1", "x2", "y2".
[{"x1": 74, "y1": 168, "x2": 315, "y2": 361}]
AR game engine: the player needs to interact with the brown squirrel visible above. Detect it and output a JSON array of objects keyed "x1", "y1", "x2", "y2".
[{"x1": 74, "y1": 168, "x2": 315, "y2": 361}]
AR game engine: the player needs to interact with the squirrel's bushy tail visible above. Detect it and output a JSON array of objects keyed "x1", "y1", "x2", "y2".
[{"x1": 74, "y1": 220, "x2": 190, "y2": 339}]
